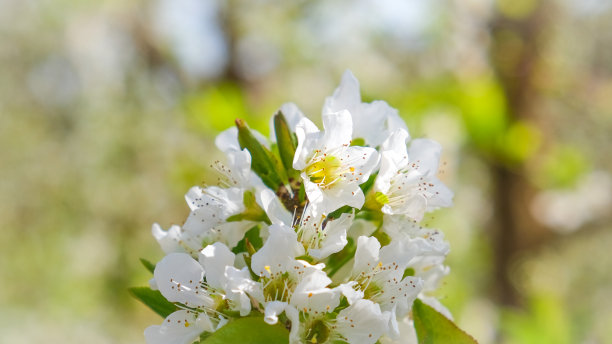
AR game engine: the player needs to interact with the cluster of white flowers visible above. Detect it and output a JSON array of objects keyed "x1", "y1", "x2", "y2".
[{"x1": 144, "y1": 71, "x2": 454, "y2": 344}]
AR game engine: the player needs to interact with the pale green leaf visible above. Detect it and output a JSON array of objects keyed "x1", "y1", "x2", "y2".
[
  {"x1": 413, "y1": 299, "x2": 478, "y2": 344},
  {"x1": 200, "y1": 316, "x2": 289, "y2": 344}
]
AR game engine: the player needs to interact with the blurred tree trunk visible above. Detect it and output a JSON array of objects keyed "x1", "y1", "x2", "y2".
[{"x1": 488, "y1": 1, "x2": 555, "y2": 307}]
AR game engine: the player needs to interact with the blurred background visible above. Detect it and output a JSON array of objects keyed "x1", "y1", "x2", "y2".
[{"x1": 1, "y1": 0, "x2": 611, "y2": 343}]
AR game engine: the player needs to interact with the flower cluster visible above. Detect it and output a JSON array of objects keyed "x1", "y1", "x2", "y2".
[{"x1": 143, "y1": 71, "x2": 453, "y2": 344}]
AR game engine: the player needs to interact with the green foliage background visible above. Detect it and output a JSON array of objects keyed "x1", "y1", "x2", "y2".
[{"x1": 1, "y1": 0, "x2": 611, "y2": 343}]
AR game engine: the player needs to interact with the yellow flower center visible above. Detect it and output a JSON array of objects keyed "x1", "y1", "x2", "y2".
[{"x1": 305, "y1": 155, "x2": 342, "y2": 188}]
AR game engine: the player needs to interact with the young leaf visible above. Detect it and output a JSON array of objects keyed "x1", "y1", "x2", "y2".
[
  {"x1": 129, "y1": 287, "x2": 176, "y2": 318},
  {"x1": 274, "y1": 111, "x2": 299, "y2": 179},
  {"x1": 231, "y1": 225, "x2": 264, "y2": 254},
  {"x1": 412, "y1": 299, "x2": 478, "y2": 344},
  {"x1": 199, "y1": 316, "x2": 289, "y2": 344},
  {"x1": 139, "y1": 258, "x2": 156, "y2": 274},
  {"x1": 236, "y1": 119, "x2": 286, "y2": 189}
]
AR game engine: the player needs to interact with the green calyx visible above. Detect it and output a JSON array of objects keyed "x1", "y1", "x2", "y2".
[
  {"x1": 364, "y1": 191, "x2": 388, "y2": 211},
  {"x1": 304, "y1": 319, "x2": 331, "y2": 344}
]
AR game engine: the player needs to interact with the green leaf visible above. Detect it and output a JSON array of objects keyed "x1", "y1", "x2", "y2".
[
  {"x1": 359, "y1": 172, "x2": 377, "y2": 195},
  {"x1": 412, "y1": 299, "x2": 478, "y2": 344},
  {"x1": 139, "y1": 258, "x2": 156, "y2": 274},
  {"x1": 199, "y1": 316, "x2": 289, "y2": 344},
  {"x1": 236, "y1": 119, "x2": 286, "y2": 189},
  {"x1": 274, "y1": 111, "x2": 299, "y2": 180},
  {"x1": 327, "y1": 205, "x2": 353, "y2": 220},
  {"x1": 129, "y1": 287, "x2": 176, "y2": 318},
  {"x1": 232, "y1": 225, "x2": 264, "y2": 254}
]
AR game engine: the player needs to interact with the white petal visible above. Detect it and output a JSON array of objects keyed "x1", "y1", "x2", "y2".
[
  {"x1": 336, "y1": 299, "x2": 391, "y2": 344},
  {"x1": 199, "y1": 242, "x2": 235, "y2": 290},
  {"x1": 154, "y1": 253, "x2": 212, "y2": 308},
  {"x1": 321, "y1": 110, "x2": 353, "y2": 149},
  {"x1": 215, "y1": 127, "x2": 241, "y2": 153},
  {"x1": 258, "y1": 188, "x2": 292, "y2": 226},
  {"x1": 263, "y1": 302, "x2": 300, "y2": 343},
  {"x1": 284, "y1": 304, "x2": 301, "y2": 344},
  {"x1": 293, "y1": 117, "x2": 321, "y2": 170},
  {"x1": 184, "y1": 186, "x2": 243, "y2": 218},
  {"x1": 337, "y1": 145, "x2": 380, "y2": 184},
  {"x1": 407, "y1": 139, "x2": 441, "y2": 176},
  {"x1": 380, "y1": 128, "x2": 409, "y2": 169},
  {"x1": 226, "y1": 149, "x2": 252, "y2": 187},
  {"x1": 308, "y1": 212, "x2": 352, "y2": 259},
  {"x1": 264, "y1": 301, "x2": 288, "y2": 324},
  {"x1": 376, "y1": 129, "x2": 410, "y2": 195},
  {"x1": 251, "y1": 224, "x2": 304, "y2": 276},
  {"x1": 149, "y1": 277, "x2": 158, "y2": 290},
  {"x1": 386, "y1": 110, "x2": 409, "y2": 140},
  {"x1": 382, "y1": 276, "x2": 423, "y2": 316},
  {"x1": 144, "y1": 310, "x2": 206, "y2": 344},
  {"x1": 336, "y1": 281, "x2": 364, "y2": 305},
  {"x1": 379, "y1": 237, "x2": 420, "y2": 271},
  {"x1": 382, "y1": 215, "x2": 449, "y2": 256},
  {"x1": 291, "y1": 266, "x2": 339, "y2": 314},
  {"x1": 269, "y1": 102, "x2": 306, "y2": 142},
  {"x1": 304, "y1": 177, "x2": 364, "y2": 216},
  {"x1": 223, "y1": 266, "x2": 263, "y2": 315},
  {"x1": 323, "y1": 70, "x2": 361, "y2": 116},
  {"x1": 323, "y1": 70, "x2": 409, "y2": 147},
  {"x1": 353, "y1": 100, "x2": 396, "y2": 147},
  {"x1": 152, "y1": 223, "x2": 183, "y2": 254},
  {"x1": 353, "y1": 236, "x2": 381, "y2": 274},
  {"x1": 212, "y1": 220, "x2": 256, "y2": 250},
  {"x1": 425, "y1": 176, "x2": 454, "y2": 210}
]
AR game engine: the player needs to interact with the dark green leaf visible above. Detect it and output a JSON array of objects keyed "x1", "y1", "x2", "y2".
[
  {"x1": 139, "y1": 258, "x2": 156, "y2": 274},
  {"x1": 200, "y1": 316, "x2": 289, "y2": 344},
  {"x1": 327, "y1": 205, "x2": 353, "y2": 220},
  {"x1": 236, "y1": 119, "x2": 286, "y2": 189},
  {"x1": 359, "y1": 172, "x2": 378, "y2": 195},
  {"x1": 274, "y1": 111, "x2": 299, "y2": 179},
  {"x1": 232, "y1": 225, "x2": 263, "y2": 254},
  {"x1": 129, "y1": 287, "x2": 176, "y2": 318},
  {"x1": 412, "y1": 299, "x2": 478, "y2": 344},
  {"x1": 298, "y1": 182, "x2": 306, "y2": 203}
]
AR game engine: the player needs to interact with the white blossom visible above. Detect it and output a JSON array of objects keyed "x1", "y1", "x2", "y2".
[
  {"x1": 293, "y1": 111, "x2": 379, "y2": 216},
  {"x1": 142, "y1": 71, "x2": 459, "y2": 344},
  {"x1": 144, "y1": 310, "x2": 219, "y2": 344},
  {"x1": 374, "y1": 129, "x2": 453, "y2": 221},
  {"x1": 334, "y1": 299, "x2": 393, "y2": 344},
  {"x1": 349, "y1": 236, "x2": 423, "y2": 318},
  {"x1": 258, "y1": 188, "x2": 353, "y2": 260},
  {"x1": 323, "y1": 70, "x2": 408, "y2": 147}
]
